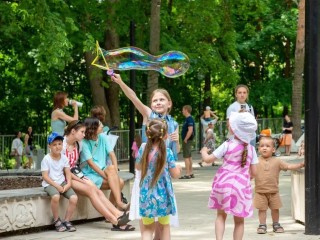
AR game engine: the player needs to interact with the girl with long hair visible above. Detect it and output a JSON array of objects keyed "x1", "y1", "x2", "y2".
[{"x1": 136, "y1": 119, "x2": 181, "y2": 240}]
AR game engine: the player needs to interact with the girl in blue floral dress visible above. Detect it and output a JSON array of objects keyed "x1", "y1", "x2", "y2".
[
  {"x1": 135, "y1": 119, "x2": 181, "y2": 240},
  {"x1": 112, "y1": 74, "x2": 180, "y2": 237}
]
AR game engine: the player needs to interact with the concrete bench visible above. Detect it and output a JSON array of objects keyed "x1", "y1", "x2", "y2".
[
  {"x1": 0, "y1": 171, "x2": 134, "y2": 233},
  {"x1": 291, "y1": 168, "x2": 305, "y2": 223}
]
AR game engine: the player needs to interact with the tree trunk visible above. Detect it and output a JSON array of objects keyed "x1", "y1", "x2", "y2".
[
  {"x1": 147, "y1": 0, "x2": 161, "y2": 105},
  {"x1": 84, "y1": 51, "x2": 109, "y2": 116},
  {"x1": 104, "y1": 29, "x2": 120, "y2": 127},
  {"x1": 292, "y1": 0, "x2": 305, "y2": 141},
  {"x1": 203, "y1": 72, "x2": 211, "y2": 107}
]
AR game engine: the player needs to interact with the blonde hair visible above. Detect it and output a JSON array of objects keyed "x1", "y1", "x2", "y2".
[
  {"x1": 140, "y1": 118, "x2": 168, "y2": 188},
  {"x1": 204, "y1": 129, "x2": 214, "y2": 144},
  {"x1": 183, "y1": 105, "x2": 192, "y2": 113},
  {"x1": 150, "y1": 89, "x2": 172, "y2": 113},
  {"x1": 235, "y1": 84, "x2": 250, "y2": 101},
  {"x1": 259, "y1": 136, "x2": 276, "y2": 147}
]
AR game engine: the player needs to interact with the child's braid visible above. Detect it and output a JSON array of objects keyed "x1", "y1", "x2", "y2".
[{"x1": 241, "y1": 143, "x2": 248, "y2": 167}]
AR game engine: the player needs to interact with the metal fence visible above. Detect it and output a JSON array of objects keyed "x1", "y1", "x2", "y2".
[{"x1": 0, "y1": 118, "x2": 283, "y2": 168}]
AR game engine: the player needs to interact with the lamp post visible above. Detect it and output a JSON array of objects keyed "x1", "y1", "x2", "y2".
[
  {"x1": 197, "y1": 73, "x2": 204, "y2": 150},
  {"x1": 305, "y1": 0, "x2": 320, "y2": 234},
  {"x1": 129, "y1": 20, "x2": 136, "y2": 174}
]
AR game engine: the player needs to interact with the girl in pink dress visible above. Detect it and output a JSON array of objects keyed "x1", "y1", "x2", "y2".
[{"x1": 201, "y1": 112, "x2": 258, "y2": 240}]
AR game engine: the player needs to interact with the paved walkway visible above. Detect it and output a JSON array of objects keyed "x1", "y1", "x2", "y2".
[{"x1": 2, "y1": 153, "x2": 316, "y2": 240}]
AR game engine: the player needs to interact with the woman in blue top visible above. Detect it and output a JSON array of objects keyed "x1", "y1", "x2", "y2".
[
  {"x1": 51, "y1": 91, "x2": 79, "y2": 136},
  {"x1": 80, "y1": 117, "x2": 129, "y2": 212},
  {"x1": 136, "y1": 119, "x2": 181, "y2": 240}
]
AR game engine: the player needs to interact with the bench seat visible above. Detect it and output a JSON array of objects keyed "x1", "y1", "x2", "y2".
[{"x1": 0, "y1": 171, "x2": 134, "y2": 233}]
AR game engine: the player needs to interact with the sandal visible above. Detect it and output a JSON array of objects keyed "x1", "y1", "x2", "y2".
[
  {"x1": 189, "y1": 174, "x2": 195, "y2": 178},
  {"x1": 117, "y1": 212, "x2": 130, "y2": 226},
  {"x1": 179, "y1": 175, "x2": 191, "y2": 179},
  {"x1": 64, "y1": 221, "x2": 76, "y2": 232},
  {"x1": 257, "y1": 224, "x2": 267, "y2": 234},
  {"x1": 111, "y1": 224, "x2": 135, "y2": 231},
  {"x1": 198, "y1": 162, "x2": 203, "y2": 167},
  {"x1": 273, "y1": 222, "x2": 284, "y2": 233},
  {"x1": 53, "y1": 218, "x2": 67, "y2": 232}
]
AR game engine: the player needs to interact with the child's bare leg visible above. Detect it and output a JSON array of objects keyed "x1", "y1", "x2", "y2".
[
  {"x1": 142, "y1": 222, "x2": 155, "y2": 240},
  {"x1": 159, "y1": 223, "x2": 170, "y2": 240},
  {"x1": 271, "y1": 209, "x2": 280, "y2": 223},
  {"x1": 103, "y1": 166, "x2": 128, "y2": 210},
  {"x1": 51, "y1": 194, "x2": 60, "y2": 220},
  {"x1": 215, "y1": 210, "x2": 227, "y2": 240},
  {"x1": 233, "y1": 216, "x2": 244, "y2": 240},
  {"x1": 139, "y1": 219, "x2": 145, "y2": 237},
  {"x1": 153, "y1": 222, "x2": 161, "y2": 240},
  {"x1": 258, "y1": 210, "x2": 267, "y2": 224},
  {"x1": 64, "y1": 195, "x2": 78, "y2": 221}
]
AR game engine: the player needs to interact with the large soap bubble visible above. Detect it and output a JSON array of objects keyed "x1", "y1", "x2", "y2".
[{"x1": 91, "y1": 42, "x2": 190, "y2": 78}]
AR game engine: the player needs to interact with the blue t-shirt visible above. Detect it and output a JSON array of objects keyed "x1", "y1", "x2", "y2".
[
  {"x1": 80, "y1": 134, "x2": 113, "y2": 188},
  {"x1": 181, "y1": 115, "x2": 195, "y2": 140}
]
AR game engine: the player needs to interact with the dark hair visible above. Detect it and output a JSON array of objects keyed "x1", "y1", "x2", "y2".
[
  {"x1": 53, "y1": 91, "x2": 67, "y2": 110},
  {"x1": 26, "y1": 126, "x2": 33, "y2": 137},
  {"x1": 14, "y1": 131, "x2": 21, "y2": 137},
  {"x1": 84, "y1": 118, "x2": 100, "y2": 140},
  {"x1": 90, "y1": 105, "x2": 106, "y2": 122},
  {"x1": 64, "y1": 120, "x2": 86, "y2": 136},
  {"x1": 134, "y1": 133, "x2": 142, "y2": 148},
  {"x1": 140, "y1": 118, "x2": 168, "y2": 188}
]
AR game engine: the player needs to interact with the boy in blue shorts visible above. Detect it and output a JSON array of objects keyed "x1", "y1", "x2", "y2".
[{"x1": 41, "y1": 132, "x2": 78, "y2": 232}]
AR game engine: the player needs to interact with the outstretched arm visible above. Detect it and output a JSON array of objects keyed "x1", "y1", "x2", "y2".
[
  {"x1": 288, "y1": 161, "x2": 304, "y2": 170},
  {"x1": 111, "y1": 74, "x2": 151, "y2": 119},
  {"x1": 200, "y1": 147, "x2": 217, "y2": 163}
]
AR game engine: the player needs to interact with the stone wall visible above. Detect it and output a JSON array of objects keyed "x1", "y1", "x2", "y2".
[{"x1": 0, "y1": 172, "x2": 133, "y2": 233}]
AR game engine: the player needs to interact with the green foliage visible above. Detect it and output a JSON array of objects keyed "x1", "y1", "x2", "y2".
[{"x1": 0, "y1": 0, "x2": 299, "y2": 134}]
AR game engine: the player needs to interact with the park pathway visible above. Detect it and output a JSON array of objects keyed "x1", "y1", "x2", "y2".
[{"x1": 2, "y1": 153, "x2": 316, "y2": 240}]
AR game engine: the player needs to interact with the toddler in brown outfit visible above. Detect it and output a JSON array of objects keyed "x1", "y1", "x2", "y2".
[{"x1": 254, "y1": 136, "x2": 304, "y2": 234}]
